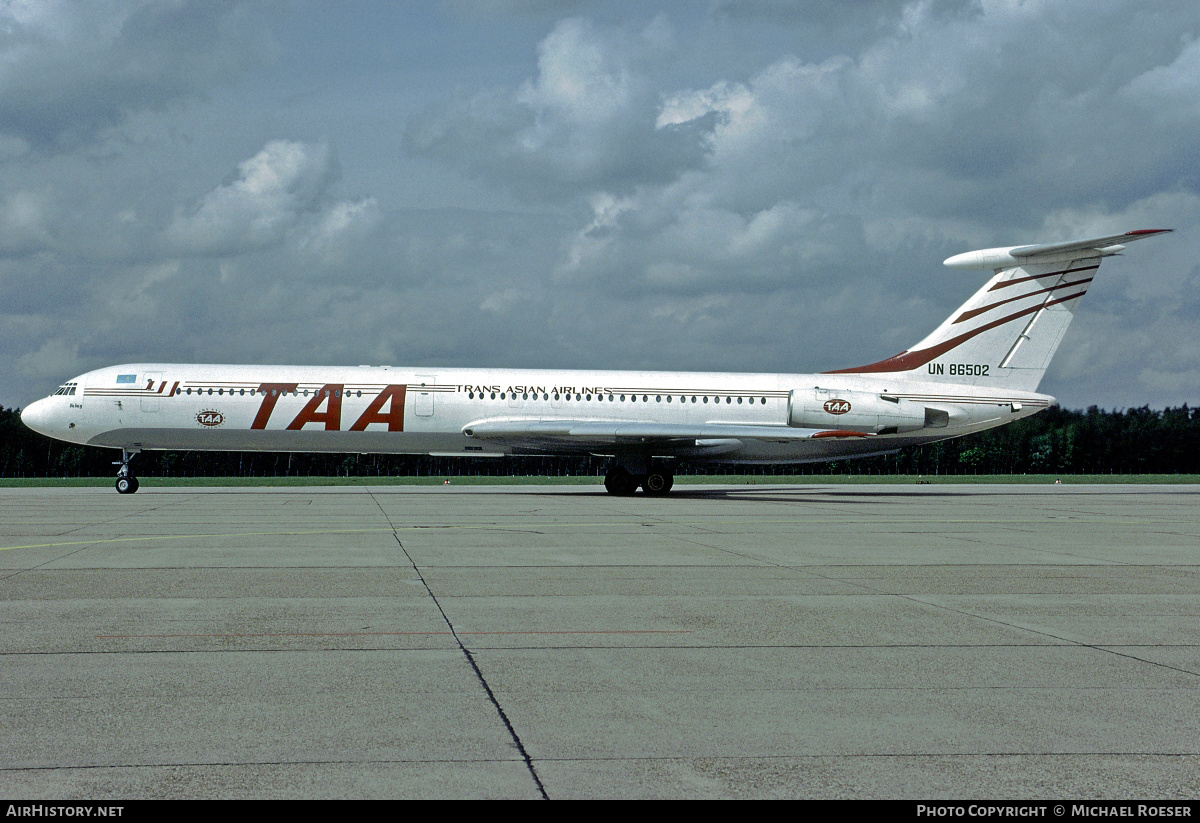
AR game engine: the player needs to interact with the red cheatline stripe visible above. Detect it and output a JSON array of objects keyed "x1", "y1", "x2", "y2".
[
  {"x1": 812, "y1": 430, "x2": 872, "y2": 438},
  {"x1": 826, "y1": 290, "x2": 1088, "y2": 374},
  {"x1": 954, "y1": 277, "x2": 1093, "y2": 324},
  {"x1": 990, "y1": 264, "x2": 1098, "y2": 291}
]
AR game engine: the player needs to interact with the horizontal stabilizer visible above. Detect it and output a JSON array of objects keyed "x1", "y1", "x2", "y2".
[{"x1": 944, "y1": 229, "x2": 1170, "y2": 270}]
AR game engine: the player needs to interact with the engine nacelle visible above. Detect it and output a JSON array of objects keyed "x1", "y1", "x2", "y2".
[{"x1": 788, "y1": 388, "x2": 930, "y2": 434}]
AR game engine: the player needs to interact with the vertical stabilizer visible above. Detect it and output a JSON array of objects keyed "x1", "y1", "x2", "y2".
[{"x1": 826, "y1": 229, "x2": 1170, "y2": 391}]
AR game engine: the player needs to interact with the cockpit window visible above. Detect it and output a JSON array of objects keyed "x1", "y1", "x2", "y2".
[{"x1": 53, "y1": 382, "x2": 78, "y2": 396}]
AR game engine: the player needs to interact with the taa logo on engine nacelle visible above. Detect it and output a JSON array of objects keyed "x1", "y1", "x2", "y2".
[{"x1": 823, "y1": 399, "x2": 852, "y2": 415}]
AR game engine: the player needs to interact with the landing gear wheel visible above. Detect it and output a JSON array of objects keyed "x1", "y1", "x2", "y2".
[
  {"x1": 113, "y1": 448, "x2": 140, "y2": 494},
  {"x1": 642, "y1": 472, "x2": 674, "y2": 496},
  {"x1": 604, "y1": 468, "x2": 638, "y2": 496}
]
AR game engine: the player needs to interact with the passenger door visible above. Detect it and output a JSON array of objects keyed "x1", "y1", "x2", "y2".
[{"x1": 414, "y1": 375, "x2": 436, "y2": 417}]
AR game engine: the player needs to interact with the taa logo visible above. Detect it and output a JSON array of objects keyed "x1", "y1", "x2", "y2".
[
  {"x1": 823, "y1": 399, "x2": 851, "y2": 415},
  {"x1": 197, "y1": 410, "x2": 225, "y2": 427}
]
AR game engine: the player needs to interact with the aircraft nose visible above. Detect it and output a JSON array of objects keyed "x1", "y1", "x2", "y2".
[{"x1": 20, "y1": 398, "x2": 55, "y2": 437}]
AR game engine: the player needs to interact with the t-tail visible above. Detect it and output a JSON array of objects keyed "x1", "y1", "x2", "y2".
[{"x1": 827, "y1": 229, "x2": 1171, "y2": 391}]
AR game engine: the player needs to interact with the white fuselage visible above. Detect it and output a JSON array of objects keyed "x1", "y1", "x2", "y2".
[{"x1": 21, "y1": 362, "x2": 1052, "y2": 464}]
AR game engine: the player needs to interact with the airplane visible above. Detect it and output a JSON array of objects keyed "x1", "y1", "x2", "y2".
[{"x1": 20, "y1": 229, "x2": 1170, "y2": 494}]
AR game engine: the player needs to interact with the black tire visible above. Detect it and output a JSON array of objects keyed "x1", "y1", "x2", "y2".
[
  {"x1": 642, "y1": 472, "x2": 673, "y2": 496},
  {"x1": 604, "y1": 468, "x2": 638, "y2": 496},
  {"x1": 116, "y1": 476, "x2": 136, "y2": 494}
]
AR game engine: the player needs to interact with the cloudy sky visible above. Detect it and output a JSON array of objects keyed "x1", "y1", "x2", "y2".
[{"x1": 3, "y1": 0, "x2": 1198, "y2": 411}]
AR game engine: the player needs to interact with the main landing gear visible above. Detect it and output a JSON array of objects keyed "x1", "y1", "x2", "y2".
[
  {"x1": 603, "y1": 464, "x2": 675, "y2": 496},
  {"x1": 114, "y1": 449, "x2": 140, "y2": 494}
]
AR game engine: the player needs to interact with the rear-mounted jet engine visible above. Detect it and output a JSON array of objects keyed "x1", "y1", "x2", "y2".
[{"x1": 787, "y1": 388, "x2": 942, "y2": 434}]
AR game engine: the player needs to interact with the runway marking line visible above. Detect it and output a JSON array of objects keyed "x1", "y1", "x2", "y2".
[
  {"x1": 94, "y1": 629, "x2": 693, "y2": 639},
  {"x1": 2, "y1": 517, "x2": 1195, "y2": 552}
]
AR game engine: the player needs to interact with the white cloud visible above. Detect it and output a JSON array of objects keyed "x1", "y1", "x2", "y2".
[
  {"x1": 517, "y1": 18, "x2": 632, "y2": 129},
  {"x1": 0, "y1": 190, "x2": 54, "y2": 255},
  {"x1": 1122, "y1": 36, "x2": 1200, "y2": 123},
  {"x1": 165, "y1": 140, "x2": 337, "y2": 257},
  {"x1": 15, "y1": 337, "x2": 84, "y2": 379},
  {"x1": 657, "y1": 80, "x2": 755, "y2": 130},
  {"x1": 404, "y1": 16, "x2": 705, "y2": 196},
  {"x1": 0, "y1": 0, "x2": 275, "y2": 150},
  {"x1": 291, "y1": 197, "x2": 383, "y2": 267},
  {"x1": 479, "y1": 287, "x2": 526, "y2": 314}
]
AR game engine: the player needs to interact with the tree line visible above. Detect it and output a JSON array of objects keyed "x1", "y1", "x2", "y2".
[{"x1": 2, "y1": 404, "x2": 1198, "y2": 478}]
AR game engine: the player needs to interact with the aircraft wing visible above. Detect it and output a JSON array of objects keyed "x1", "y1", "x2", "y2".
[{"x1": 463, "y1": 419, "x2": 872, "y2": 452}]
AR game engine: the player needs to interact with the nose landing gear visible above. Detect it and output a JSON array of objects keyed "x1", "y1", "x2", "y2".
[{"x1": 114, "y1": 449, "x2": 140, "y2": 494}]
